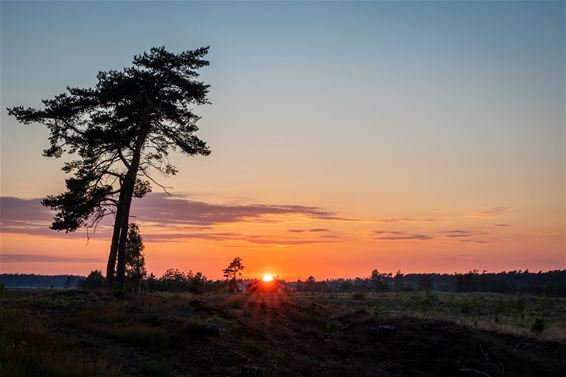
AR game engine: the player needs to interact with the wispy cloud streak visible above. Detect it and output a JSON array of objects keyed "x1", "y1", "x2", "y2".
[
  {"x1": 142, "y1": 232, "x2": 339, "y2": 245},
  {"x1": 130, "y1": 193, "x2": 354, "y2": 226},
  {"x1": 0, "y1": 195, "x2": 348, "y2": 245},
  {"x1": 373, "y1": 231, "x2": 432, "y2": 241},
  {"x1": 378, "y1": 218, "x2": 440, "y2": 223},
  {"x1": 471, "y1": 207, "x2": 511, "y2": 218},
  {"x1": 1, "y1": 253, "x2": 104, "y2": 263}
]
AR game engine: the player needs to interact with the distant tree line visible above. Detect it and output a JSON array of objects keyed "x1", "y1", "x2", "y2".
[
  {"x1": 5, "y1": 268, "x2": 566, "y2": 297},
  {"x1": 0, "y1": 274, "x2": 83, "y2": 289},
  {"x1": 145, "y1": 269, "x2": 216, "y2": 293},
  {"x1": 296, "y1": 269, "x2": 566, "y2": 297},
  {"x1": 82, "y1": 256, "x2": 244, "y2": 293},
  {"x1": 1, "y1": 253, "x2": 243, "y2": 294}
]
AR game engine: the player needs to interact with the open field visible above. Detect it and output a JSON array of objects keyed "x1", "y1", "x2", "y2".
[{"x1": 1, "y1": 289, "x2": 565, "y2": 377}]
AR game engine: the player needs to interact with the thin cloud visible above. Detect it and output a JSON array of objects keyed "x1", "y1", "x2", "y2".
[
  {"x1": 494, "y1": 223, "x2": 510, "y2": 227},
  {"x1": 0, "y1": 197, "x2": 102, "y2": 238},
  {"x1": 130, "y1": 193, "x2": 355, "y2": 225},
  {"x1": 378, "y1": 218, "x2": 440, "y2": 223},
  {"x1": 471, "y1": 206, "x2": 511, "y2": 218},
  {"x1": 459, "y1": 239, "x2": 488, "y2": 244},
  {"x1": 143, "y1": 231, "x2": 340, "y2": 245},
  {"x1": 373, "y1": 231, "x2": 432, "y2": 241},
  {"x1": 443, "y1": 230, "x2": 477, "y2": 238},
  {"x1": 0, "y1": 197, "x2": 52, "y2": 222},
  {"x1": 1, "y1": 253, "x2": 104, "y2": 263},
  {"x1": 440, "y1": 230, "x2": 489, "y2": 244},
  {"x1": 0, "y1": 195, "x2": 352, "y2": 241},
  {"x1": 288, "y1": 228, "x2": 329, "y2": 233},
  {"x1": 480, "y1": 207, "x2": 510, "y2": 215}
]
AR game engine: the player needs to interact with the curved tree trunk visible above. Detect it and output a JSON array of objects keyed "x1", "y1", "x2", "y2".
[
  {"x1": 105, "y1": 188, "x2": 126, "y2": 288},
  {"x1": 104, "y1": 217, "x2": 121, "y2": 288},
  {"x1": 115, "y1": 198, "x2": 132, "y2": 289},
  {"x1": 114, "y1": 132, "x2": 147, "y2": 289}
]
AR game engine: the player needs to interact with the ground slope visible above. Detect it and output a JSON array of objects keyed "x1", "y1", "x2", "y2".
[{"x1": 1, "y1": 290, "x2": 565, "y2": 376}]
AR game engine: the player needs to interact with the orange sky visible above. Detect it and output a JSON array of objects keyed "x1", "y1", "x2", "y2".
[{"x1": 1, "y1": 192, "x2": 563, "y2": 279}]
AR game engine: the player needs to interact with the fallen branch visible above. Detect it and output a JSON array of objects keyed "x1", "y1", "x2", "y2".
[
  {"x1": 480, "y1": 343, "x2": 505, "y2": 375},
  {"x1": 459, "y1": 368, "x2": 492, "y2": 377}
]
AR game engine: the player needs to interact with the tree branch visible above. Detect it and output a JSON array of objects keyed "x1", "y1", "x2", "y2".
[
  {"x1": 140, "y1": 167, "x2": 172, "y2": 195},
  {"x1": 118, "y1": 149, "x2": 131, "y2": 169}
]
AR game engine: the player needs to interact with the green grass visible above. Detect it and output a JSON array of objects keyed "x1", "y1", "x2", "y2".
[{"x1": 311, "y1": 291, "x2": 566, "y2": 340}]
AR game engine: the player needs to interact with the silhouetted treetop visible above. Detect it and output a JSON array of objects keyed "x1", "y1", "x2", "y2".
[{"x1": 9, "y1": 46, "x2": 210, "y2": 164}]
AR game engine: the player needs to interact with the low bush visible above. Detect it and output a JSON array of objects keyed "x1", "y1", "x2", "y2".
[
  {"x1": 530, "y1": 317, "x2": 547, "y2": 334},
  {"x1": 352, "y1": 292, "x2": 366, "y2": 300}
]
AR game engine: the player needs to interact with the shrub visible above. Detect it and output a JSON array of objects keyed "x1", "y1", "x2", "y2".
[
  {"x1": 530, "y1": 317, "x2": 547, "y2": 334},
  {"x1": 514, "y1": 297, "x2": 526, "y2": 313},
  {"x1": 81, "y1": 270, "x2": 104, "y2": 289},
  {"x1": 158, "y1": 268, "x2": 186, "y2": 291},
  {"x1": 154, "y1": 268, "x2": 209, "y2": 292},
  {"x1": 352, "y1": 292, "x2": 366, "y2": 300}
]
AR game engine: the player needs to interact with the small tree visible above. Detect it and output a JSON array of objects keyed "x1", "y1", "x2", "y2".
[
  {"x1": 223, "y1": 257, "x2": 244, "y2": 291},
  {"x1": 393, "y1": 270, "x2": 405, "y2": 292},
  {"x1": 186, "y1": 270, "x2": 208, "y2": 293},
  {"x1": 530, "y1": 317, "x2": 547, "y2": 334},
  {"x1": 125, "y1": 223, "x2": 146, "y2": 292},
  {"x1": 159, "y1": 268, "x2": 187, "y2": 291},
  {"x1": 81, "y1": 270, "x2": 104, "y2": 289},
  {"x1": 370, "y1": 269, "x2": 389, "y2": 292}
]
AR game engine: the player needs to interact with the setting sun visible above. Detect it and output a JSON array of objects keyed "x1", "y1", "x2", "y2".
[{"x1": 262, "y1": 273, "x2": 274, "y2": 282}]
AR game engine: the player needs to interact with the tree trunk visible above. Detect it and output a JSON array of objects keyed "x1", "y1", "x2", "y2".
[
  {"x1": 104, "y1": 216, "x2": 121, "y2": 288},
  {"x1": 114, "y1": 132, "x2": 147, "y2": 289},
  {"x1": 104, "y1": 189, "x2": 126, "y2": 288},
  {"x1": 115, "y1": 201, "x2": 131, "y2": 289}
]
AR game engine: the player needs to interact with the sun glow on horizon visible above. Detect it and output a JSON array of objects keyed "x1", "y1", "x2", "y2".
[{"x1": 262, "y1": 273, "x2": 274, "y2": 282}]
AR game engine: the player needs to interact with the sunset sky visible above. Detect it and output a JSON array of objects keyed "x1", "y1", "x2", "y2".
[{"x1": 1, "y1": 1, "x2": 564, "y2": 280}]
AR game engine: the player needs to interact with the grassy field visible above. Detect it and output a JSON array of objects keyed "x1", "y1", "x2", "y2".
[
  {"x1": 1, "y1": 289, "x2": 565, "y2": 376},
  {"x1": 306, "y1": 291, "x2": 566, "y2": 341}
]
